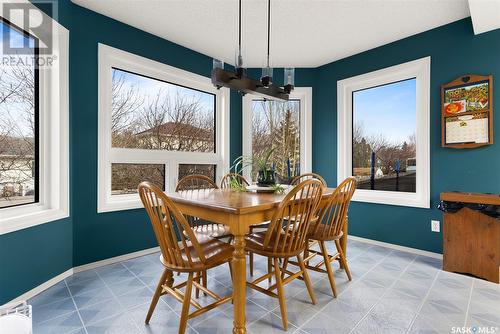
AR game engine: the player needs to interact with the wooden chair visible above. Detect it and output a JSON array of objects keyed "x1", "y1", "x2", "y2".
[
  {"x1": 176, "y1": 174, "x2": 218, "y2": 191},
  {"x1": 290, "y1": 172, "x2": 327, "y2": 187},
  {"x1": 245, "y1": 179, "x2": 324, "y2": 330},
  {"x1": 176, "y1": 174, "x2": 231, "y2": 240},
  {"x1": 299, "y1": 177, "x2": 356, "y2": 298},
  {"x1": 248, "y1": 172, "x2": 327, "y2": 276},
  {"x1": 139, "y1": 181, "x2": 233, "y2": 334},
  {"x1": 250, "y1": 172, "x2": 326, "y2": 235},
  {"x1": 220, "y1": 173, "x2": 250, "y2": 189}
]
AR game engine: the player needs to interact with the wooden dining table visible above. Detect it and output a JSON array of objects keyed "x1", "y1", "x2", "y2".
[{"x1": 168, "y1": 187, "x2": 347, "y2": 333}]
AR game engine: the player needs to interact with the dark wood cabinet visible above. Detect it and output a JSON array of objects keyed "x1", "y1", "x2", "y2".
[{"x1": 441, "y1": 192, "x2": 500, "y2": 283}]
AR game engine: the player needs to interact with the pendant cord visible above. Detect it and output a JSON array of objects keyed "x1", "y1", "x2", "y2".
[
  {"x1": 266, "y1": 0, "x2": 270, "y2": 67},
  {"x1": 238, "y1": 0, "x2": 242, "y2": 61}
]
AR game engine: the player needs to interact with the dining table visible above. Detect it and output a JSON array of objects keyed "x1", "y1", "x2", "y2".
[{"x1": 168, "y1": 187, "x2": 347, "y2": 334}]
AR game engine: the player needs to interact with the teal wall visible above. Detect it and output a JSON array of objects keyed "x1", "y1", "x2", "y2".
[
  {"x1": 0, "y1": 219, "x2": 73, "y2": 303},
  {"x1": 3, "y1": 2, "x2": 500, "y2": 304},
  {"x1": 314, "y1": 18, "x2": 500, "y2": 253}
]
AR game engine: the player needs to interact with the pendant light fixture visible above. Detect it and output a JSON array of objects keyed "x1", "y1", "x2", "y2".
[
  {"x1": 260, "y1": 0, "x2": 273, "y2": 87},
  {"x1": 211, "y1": 0, "x2": 295, "y2": 101}
]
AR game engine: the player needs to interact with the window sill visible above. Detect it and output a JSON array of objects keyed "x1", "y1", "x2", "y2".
[
  {"x1": 0, "y1": 206, "x2": 69, "y2": 235},
  {"x1": 352, "y1": 189, "x2": 430, "y2": 208},
  {"x1": 98, "y1": 194, "x2": 143, "y2": 213}
]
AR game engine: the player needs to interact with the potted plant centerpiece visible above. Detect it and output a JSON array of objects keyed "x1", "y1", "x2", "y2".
[
  {"x1": 230, "y1": 148, "x2": 285, "y2": 193},
  {"x1": 255, "y1": 148, "x2": 276, "y2": 186}
]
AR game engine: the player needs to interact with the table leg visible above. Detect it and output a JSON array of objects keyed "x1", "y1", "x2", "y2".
[
  {"x1": 232, "y1": 234, "x2": 247, "y2": 334},
  {"x1": 340, "y1": 217, "x2": 348, "y2": 269}
]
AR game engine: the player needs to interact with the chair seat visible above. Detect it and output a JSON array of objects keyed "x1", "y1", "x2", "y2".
[
  {"x1": 308, "y1": 222, "x2": 343, "y2": 241},
  {"x1": 160, "y1": 238, "x2": 234, "y2": 271},
  {"x1": 245, "y1": 231, "x2": 302, "y2": 257}
]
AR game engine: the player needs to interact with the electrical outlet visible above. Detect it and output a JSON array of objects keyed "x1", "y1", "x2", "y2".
[{"x1": 431, "y1": 220, "x2": 440, "y2": 232}]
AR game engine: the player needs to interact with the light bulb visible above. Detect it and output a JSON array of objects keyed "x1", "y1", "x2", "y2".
[
  {"x1": 261, "y1": 67, "x2": 273, "y2": 87},
  {"x1": 284, "y1": 67, "x2": 295, "y2": 93},
  {"x1": 234, "y1": 48, "x2": 246, "y2": 78},
  {"x1": 212, "y1": 59, "x2": 224, "y2": 70}
]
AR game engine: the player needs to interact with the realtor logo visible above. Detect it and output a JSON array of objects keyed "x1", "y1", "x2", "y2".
[{"x1": 2, "y1": 1, "x2": 55, "y2": 55}]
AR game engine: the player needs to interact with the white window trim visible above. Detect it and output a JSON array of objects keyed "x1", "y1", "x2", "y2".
[
  {"x1": 0, "y1": 2, "x2": 70, "y2": 235},
  {"x1": 337, "y1": 57, "x2": 430, "y2": 208},
  {"x1": 242, "y1": 87, "x2": 312, "y2": 182},
  {"x1": 98, "y1": 44, "x2": 230, "y2": 213}
]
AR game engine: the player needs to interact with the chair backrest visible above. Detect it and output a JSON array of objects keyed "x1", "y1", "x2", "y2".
[
  {"x1": 176, "y1": 174, "x2": 219, "y2": 191},
  {"x1": 262, "y1": 179, "x2": 324, "y2": 256},
  {"x1": 291, "y1": 173, "x2": 327, "y2": 187},
  {"x1": 138, "y1": 181, "x2": 206, "y2": 270},
  {"x1": 311, "y1": 177, "x2": 356, "y2": 239},
  {"x1": 220, "y1": 173, "x2": 250, "y2": 189}
]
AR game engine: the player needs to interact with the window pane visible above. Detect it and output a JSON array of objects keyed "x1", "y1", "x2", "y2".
[
  {"x1": 178, "y1": 164, "x2": 216, "y2": 182},
  {"x1": 111, "y1": 163, "x2": 165, "y2": 195},
  {"x1": 251, "y1": 100, "x2": 300, "y2": 182},
  {"x1": 0, "y1": 20, "x2": 38, "y2": 209},
  {"x1": 352, "y1": 78, "x2": 416, "y2": 193},
  {"x1": 111, "y1": 68, "x2": 215, "y2": 153}
]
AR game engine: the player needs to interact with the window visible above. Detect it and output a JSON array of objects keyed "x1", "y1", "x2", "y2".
[
  {"x1": 178, "y1": 164, "x2": 216, "y2": 182},
  {"x1": 337, "y1": 57, "x2": 430, "y2": 208},
  {"x1": 111, "y1": 163, "x2": 166, "y2": 195},
  {"x1": 98, "y1": 44, "x2": 229, "y2": 212},
  {"x1": 353, "y1": 78, "x2": 417, "y2": 192},
  {"x1": 0, "y1": 4, "x2": 69, "y2": 234},
  {"x1": 242, "y1": 88, "x2": 312, "y2": 183},
  {"x1": 0, "y1": 19, "x2": 38, "y2": 209},
  {"x1": 111, "y1": 68, "x2": 216, "y2": 153}
]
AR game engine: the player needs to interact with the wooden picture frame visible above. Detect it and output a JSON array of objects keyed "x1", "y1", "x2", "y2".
[{"x1": 441, "y1": 74, "x2": 493, "y2": 149}]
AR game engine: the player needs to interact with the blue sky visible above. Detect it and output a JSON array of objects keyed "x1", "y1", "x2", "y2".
[
  {"x1": 0, "y1": 21, "x2": 36, "y2": 51},
  {"x1": 114, "y1": 68, "x2": 215, "y2": 119},
  {"x1": 353, "y1": 78, "x2": 416, "y2": 144},
  {"x1": 0, "y1": 21, "x2": 35, "y2": 138}
]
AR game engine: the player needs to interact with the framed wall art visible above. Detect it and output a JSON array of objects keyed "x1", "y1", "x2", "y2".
[{"x1": 441, "y1": 74, "x2": 493, "y2": 148}]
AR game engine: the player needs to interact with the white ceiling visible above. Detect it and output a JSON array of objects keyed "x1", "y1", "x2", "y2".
[
  {"x1": 71, "y1": 0, "x2": 471, "y2": 68},
  {"x1": 468, "y1": 0, "x2": 500, "y2": 35}
]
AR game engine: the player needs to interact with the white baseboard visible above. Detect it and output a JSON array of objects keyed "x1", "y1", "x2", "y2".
[
  {"x1": 73, "y1": 246, "x2": 160, "y2": 273},
  {"x1": 349, "y1": 235, "x2": 443, "y2": 259},
  {"x1": 2, "y1": 268, "x2": 73, "y2": 308},
  {"x1": 3, "y1": 246, "x2": 161, "y2": 308}
]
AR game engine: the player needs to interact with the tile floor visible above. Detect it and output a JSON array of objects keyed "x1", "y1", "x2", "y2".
[{"x1": 28, "y1": 239, "x2": 500, "y2": 333}]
